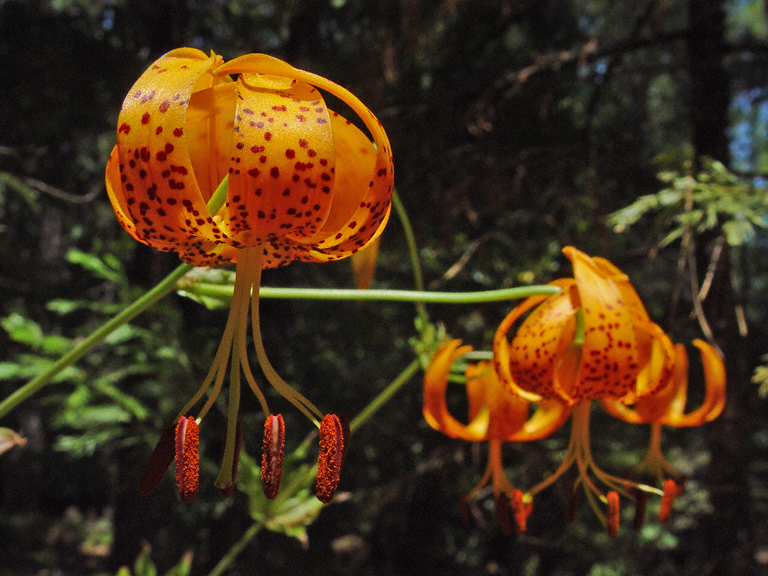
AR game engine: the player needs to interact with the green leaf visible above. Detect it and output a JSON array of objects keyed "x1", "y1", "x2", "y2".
[
  {"x1": 66, "y1": 247, "x2": 124, "y2": 283},
  {"x1": 1, "y1": 313, "x2": 44, "y2": 349},
  {"x1": 722, "y1": 219, "x2": 755, "y2": 246},
  {"x1": 236, "y1": 451, "x2": 326, "y2": 544},
  {"x1": 163, "y1": 551, "x2": 193, "y2": 576},
  {"x1": 134, "y1": 544, "x2": 157, "y2": 576}
]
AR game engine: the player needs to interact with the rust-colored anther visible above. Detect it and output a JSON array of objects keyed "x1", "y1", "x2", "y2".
[
  {"x1": 494, "y1": 491, "x2": 512, "y2": 535},
  {"x1": 260, "y1": 414, "x2": 285, "y2": 500},
  {"x1": 337, "y1": 413, "x2": 351, "y2": 464},
  {"x1": 565, "y1": 482, "x2": 580, "y2": 524},
  {"x1": 606, "y1": 490, "x2": 620, "y2": 538},
  {"x1": 138, "y1": 424, "x2": 176, "y2": 496},
  {"x1": 659, "y1": 478, "x2": 677, "y2": 524},
  {"x1": 316, "y1": 414, "x2": 345, "y2": 503},
  {"x1": 632, "y1": 488, "x2": 648, "y2": 531},
  {"x1": 175, "y1": 416, "x2": 200, "y2": 503},
  {"x1": 510, "y1": 489, "x2": 531, "y2": 534},
  {"x1": 219, "y1": 420, "x2": 243, "y2": 497}
]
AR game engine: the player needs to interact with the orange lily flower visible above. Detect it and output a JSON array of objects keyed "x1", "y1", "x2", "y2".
[
  {"x1": 423, "y1": 340, "x2": 571, "y2": 532},
  {"x1": 491, "y1": 246, "x2": 720, "y2": 536},
  {"x1": 600, "y1": 339, "x2": 725, "y2": 514},
  {"x1": 107, "y1": 48, "x2": 393, "y2": 501}
]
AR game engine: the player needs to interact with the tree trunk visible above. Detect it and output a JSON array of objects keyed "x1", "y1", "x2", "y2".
[{"x1": 686, "y1": 1, "x2": 754, "y2": 574}]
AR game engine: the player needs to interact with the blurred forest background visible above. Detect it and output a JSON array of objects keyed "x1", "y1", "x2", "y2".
[{"x1": 2, "y1": 0, "x2": 768, "y2": 575}]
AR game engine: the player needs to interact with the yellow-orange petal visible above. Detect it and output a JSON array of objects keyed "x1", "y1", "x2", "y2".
[
  {"x1": 664, "y1": 339, "x2": 726, "y2": 427},
  {"x1": 494, "y1": 279, "x2": 574, "y2": 402},
  {"x1": 628, "y1": 322, "x2": 677, "y2": 405},
  {"x1": 351, "y1": 236, "x2": 381, "y2": 289},
  {"x1": 511, "y1": 398, "x2": 572, "y2": 441},
  {"x1": 215, "y1": 53, "x2": 394, "y2": 266},
  {"x1": 422, "y1": 340, "x2": 488, "y2": 441},
  {"x1": 224, "y1": 75, "x2": 336, "y2": 248},
  {"x1": 566, "y1": 246, "x2": 641, "y2": 401},
  {"x1": 112, "y1": 49, "x2": 233, "y2": 265},
  {"x1": 465, "y1": 361, "x2": 530, "y2": 440},
  {"x1": 592, "y1": 255, "x2": 652, "y2": 323},
  {"x1": 261, "y1": 414, "x2": 285, "y2": 500},
  {"x1": 297, "y1": 112, "x2": 393, "y2": 262},
  {"x1": 175, "y1": 416, "x2": 199, "y2": 503}
]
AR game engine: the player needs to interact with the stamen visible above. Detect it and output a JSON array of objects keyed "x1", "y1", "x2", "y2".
[
  {"x1": 494, "y1": 491, "x2": 512, "y2": 535},
  {"x1": 510, "y1": 488, "x2": 531, "y2": 533},
  {"x1": 138, "y1": 424, "x2": 176, "y2": 496},
  {"x1": 218, "y1": 420, "x2": 243, "y2": 497},
  {"x1": 316, "y1": 414, "x2": 345, "y2": 503},
  {"x1": 566, "y1": 482, "x2": 580, "y2": 524},
  {"x1": 338, "y1": 413, "x2": 350, "y2": 464},
  {"x1": 260, "y1": 414, "x2": 285, "y2": 499},
  {"x1": 175, "y1": 416, "x2": 200, "y2": 503},
  {"x1": 246, "y1": 247, "x2": 324, "y2": 424},
  {"x1": 632, "y1": 488, "x2": 648, "y2": 531},
  {"x1": 659, "y1": 478, "x2": 677, "y2": 524},
  {"x1": 606, "y1": 490, "x2": 620, "y2": 538}
]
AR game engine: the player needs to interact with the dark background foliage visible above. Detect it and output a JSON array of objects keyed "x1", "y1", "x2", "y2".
[{"x1": 1, "y1": 0, "x2": 768, "y2": 575}]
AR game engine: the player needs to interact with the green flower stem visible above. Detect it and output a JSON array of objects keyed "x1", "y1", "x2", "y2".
[
  {"x1": 350, "y1": 358, "x2": 421, "y2": 434},
  {"x1": 186, "y1": 283, "x2": 561, "y2": 304},
  {"x1": 392, "y1": 190, "x2": 429, "y2": 324},
  {"x1": 206, "y1": 520, "x2": 266, "y2": 576},
  {"x1": 0, "y1": 263, "x2": 192, "y2": 420}
]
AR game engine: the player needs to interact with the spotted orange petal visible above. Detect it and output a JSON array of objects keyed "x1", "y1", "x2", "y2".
[
  {"x1": 108, "y1": 49, "x2": 233, "y2": 266},
  {"x1": 566, "y1": 246, "x2": 641, "y2": 401}
]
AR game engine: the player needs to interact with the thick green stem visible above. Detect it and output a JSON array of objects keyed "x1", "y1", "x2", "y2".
[
  {"x1": 349, "y1": 358, "x2": 421, "y2": 434},
  {"x1": 0, "y1": 263, "x2": 192, "y2": 420}
]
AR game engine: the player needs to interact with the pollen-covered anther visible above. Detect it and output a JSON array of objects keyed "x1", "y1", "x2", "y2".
[
  {"x1": 659, "y1": 478, "x2": 678, "y2": 524},
  {"x1": 606, "y1": 490, "x2": 620, "y2": 538},
  {"x1": 316, "y1": 414, "x2": 346, "y2": 504},
  {"x1": 260, "y1": 414, "x2": 285, "y2": 500},
  {"x1": 510, "y1": 489, "x2": 532, "y2": 533},
  {"x1": 219, "y1": 420, "x2": 243, "y2": 497},
  {"x1": 138, "y1": 424, "x2": 176, "y2": 496},
  {"x1": 175, "y1": 416, "x2": 200, "y2": 503}
]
